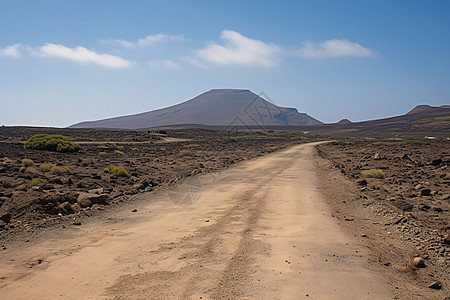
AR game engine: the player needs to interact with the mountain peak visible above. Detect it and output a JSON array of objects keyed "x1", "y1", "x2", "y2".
[
  {"x1": 337, "y1": 118, "x2": 352, "y2": 124},
  {"x1": 70, "y1": 89, "x2": 322, "y2": 129},
  {"x1": 407, "y1": 105, "x2": 433, "y2": 115}
]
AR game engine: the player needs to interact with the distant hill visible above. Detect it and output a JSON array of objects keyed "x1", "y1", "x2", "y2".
[
  {"x1": 406, "y1": 104, "x2": 450, "y2": 115},
  {"x1": 336, "y1": 119, "x2": 352, "y2": 125},
  {"x1": 70, "y1": 89, "x2": 323, "y2": 129},
  {"x1": 291, "y1": 104, "x2": 450, "y2": 138}
]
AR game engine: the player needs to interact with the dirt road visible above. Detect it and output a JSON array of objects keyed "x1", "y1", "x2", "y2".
[{"x1": 0, "y1": 142, "x2": 395, "y2": 299}]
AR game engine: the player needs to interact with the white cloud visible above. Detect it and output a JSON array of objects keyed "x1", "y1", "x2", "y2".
[
  {"x1": 147, "y1": 59, "x2": 180, "y2": 69},
  {"x1": 137, "y1": 34, "x2": 184, "y2": 46},
  {"x1": 194, "y1": 30, "x2": 282, "y2": 67},
  {"x1": 0, "y1": 44, "x2": 21, "y2": 58},
  {"x1": 36, "y1": 43, "x2": 131, "y2": 68},
  {"x1": 103, "y1": 39, "x2": 135, "y2": 48},
  {"x1": 296, "y1": 39, "x2": 373, "y2": 58},
  {"x1": 102, "y1": 34, "x2": 184, "y2": 48}
]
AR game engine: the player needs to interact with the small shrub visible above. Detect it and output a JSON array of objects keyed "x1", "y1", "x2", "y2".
[
  {"x1": 108, "y1": 165, "x2": 130, "y2": 177},
  {"x1": 40, "y1": 163, "x2": 56, "y2": 172},
  {"x1": 27, "y1": 177, "x2": 47, "y2": 186},
  {"x1": 405, "y1": 140, "x2": 422, "y2": 145},
  {"x1": 25, "y1": 166, "x2": 40, "y2": 175},
  {"x1": 225, "y1": 137, "x2": 237, "y2": 143},
  {"x1": 361, "y1": 169, "x2": 385, "y2": 178},
  {"x1": 49, "y1": 166, "x2": 71, "y2": 174},
  {"x1": 21, "y1": 158, "x2": 34, "y2": 166},
  {"x1": 25, "y1": 134, "x2": 80, "y2": 152},
  {"x1": 179, "y1": 150, "x2": 194, "y2": 156},
  {"x1": 399, "y1": 135, "x2": 414, "y2": 140}
]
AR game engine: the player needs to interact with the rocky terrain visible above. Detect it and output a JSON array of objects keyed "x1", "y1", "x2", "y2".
[
  {"x1": 0, "y1": 127, "x2": 316, "y2": 238},
  {"x1": 316, "y1": 139, "x2": 449, "y2": 292}
]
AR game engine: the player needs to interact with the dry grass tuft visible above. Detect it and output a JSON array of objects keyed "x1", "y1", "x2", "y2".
[
  {"x1": 21, "y1": 158, "x2": 34, "y2": 166},
  {"x1": 361, "y1": 169, "x2": 385, "y2": 178},
  {"x1": 108, "y1": 165, "x2": 130, "y2": 177},
  {"x1": 49, "y1": 166, "x2": 72, "y2": 174},
  {"x1": 40, "y1": 163, "x2": 56, "y2": 172},
  {"x1": 179, "y1": 149, "x2": 194, "y2": 156},
  {"x1": 27, "y1": 177, "x2": 47, "y2": 186}
]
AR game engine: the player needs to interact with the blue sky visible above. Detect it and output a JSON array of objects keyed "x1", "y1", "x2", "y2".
[{"x1": 1, "y1": 0, "x2": 449, "y2": 127}]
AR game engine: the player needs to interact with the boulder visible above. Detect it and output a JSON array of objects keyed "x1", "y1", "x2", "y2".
[
  {"x1": 420, "y1": 189, "x2": 431, "y2": 196},
  {"x1": 428, "y1": 282, "x2": 442, "y2": 290},
  {"x1": 431, "y1": 158, "x2": 442, "y2": 166},
  {"x1": 0, "y1": 213, "x2": 12, "y2": 223},
  {"x1": 70, "y1": 203, "x2": 81, "y2": 212},
  {"x1": 413, "y1": 257, "x2": 425, "y2": 268},
  {"x1": 77, "y1": 197, "x2": 92, "y2": 208},
  {"x1": 77, "y1": 193, "x2": 108, "y2": 208}
]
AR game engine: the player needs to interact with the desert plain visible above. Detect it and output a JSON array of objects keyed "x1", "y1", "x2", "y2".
[{"x1": 0, "y1": 126, "x2": 448, "y2": 299}]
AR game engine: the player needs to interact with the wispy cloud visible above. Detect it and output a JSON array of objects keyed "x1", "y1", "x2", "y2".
[
  {"x1": 102, "y1": 34, "x2": 184, "y2": 48},
  {"x1": 193, "y1": 30, "x2": 282, "y2": 67},
  {"x1": 147, "y1": 59, "x2": 180, "y2": 69},
  {"x1": 35, "y1": 43, "x2": 131, "y2": 68},
  {"x1": 0, "y1": 44, "x2": 21, "y2": 58},
  {"x1": 296, "y1": 39, "x2": 373, "y2": 58}
]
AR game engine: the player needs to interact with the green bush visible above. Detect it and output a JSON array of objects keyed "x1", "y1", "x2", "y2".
[
  {"x1": 25, "y1": 134, "x2": 80, "y2": 152},
  {"x1": 27, "y1": 177, "x2": 47, "y2": 186},
  {"x1": 361, "y1": 169, "x2": 385, "y2": 178},
  {"x1": 40, "y1": 163, "x2": 56, "y2": 172},
  {"x1": 108, "y1": 165, "x2": 130, "y2": 177},
  {"x1": 49, "y1": 166, "x2": 71, "y2": 174}
]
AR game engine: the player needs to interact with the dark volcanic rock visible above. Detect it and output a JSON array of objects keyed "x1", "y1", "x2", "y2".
[
  {"x1": 420, "y1": 189, "x2": 432, "y2": 196},
  {"x1": 0, "y1": 213, "x2": 12, "y2": 223}
]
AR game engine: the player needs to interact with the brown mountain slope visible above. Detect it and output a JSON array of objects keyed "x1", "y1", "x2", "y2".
[
  {"x1": 300, "y1": 104, "x2": 450, "y2": 137},
  {"x1": 70, "y1": 89, "x2": 322, "y2": 129}
]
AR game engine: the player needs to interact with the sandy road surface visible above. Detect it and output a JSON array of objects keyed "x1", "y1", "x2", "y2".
[{"x1": 0, "y1": 142, "x2": 394, "y2": 299}]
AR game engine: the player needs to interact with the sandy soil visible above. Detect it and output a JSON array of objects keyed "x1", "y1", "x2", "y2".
[{"x1": 0, "y1": 142, "x2": 441, "y2": 299}]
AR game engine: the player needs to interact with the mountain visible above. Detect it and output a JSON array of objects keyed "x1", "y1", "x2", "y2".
[
  {"x1": 69, "y1": 89, "x2": 322, "y2": 129},
  {"x1": 293, "y1": 104, "x2": 450, "y2": 138},
  {"x1": 406, "y1": 104, "x2": 450, "y2": 115},
  {"x1": 336, "y1": 119, "x2": 352, "y2": 125}
]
